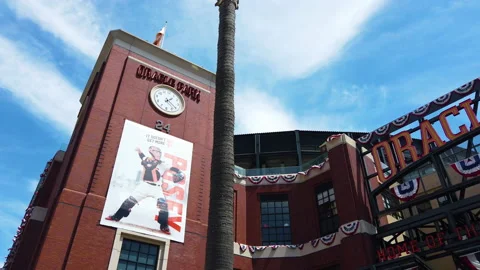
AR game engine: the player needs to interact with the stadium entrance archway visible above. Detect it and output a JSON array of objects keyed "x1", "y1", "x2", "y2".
[{"x1": 357, "y1": 78, "x2": 480, "y2": 270}]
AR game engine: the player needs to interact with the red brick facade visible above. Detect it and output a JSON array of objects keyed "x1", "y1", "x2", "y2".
[{"x1": 5, "y1": 30, "x2": 377, "y2": 270}]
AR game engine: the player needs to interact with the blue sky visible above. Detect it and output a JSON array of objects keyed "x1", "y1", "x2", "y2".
[{"x1": 0, "y1": 0, "x2": 480, "y2": 265}]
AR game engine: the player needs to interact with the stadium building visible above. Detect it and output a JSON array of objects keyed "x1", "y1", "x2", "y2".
[{"x1": 4, "y1": 30, "x2": 480, "y2": 270}]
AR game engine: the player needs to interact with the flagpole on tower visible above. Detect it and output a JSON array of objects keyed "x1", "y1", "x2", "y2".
[{"x1": 153, "y1": 21, "x2": 167, "y2": 48}]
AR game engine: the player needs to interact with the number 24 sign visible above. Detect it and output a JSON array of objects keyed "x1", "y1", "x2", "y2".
[{"x1": 155, "y1": 120, "x2": 171, "y2": 134}]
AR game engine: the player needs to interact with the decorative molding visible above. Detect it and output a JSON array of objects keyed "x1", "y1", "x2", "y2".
[
  {"x1": 233, "y1": 220, "x2": 376, "y2": 259},
  {"x1": 107, "y1": 228, "x2": 170, "y2": 270},
  {"x1": 233, "y1": 159, "x2": 330, "y2": 186}
]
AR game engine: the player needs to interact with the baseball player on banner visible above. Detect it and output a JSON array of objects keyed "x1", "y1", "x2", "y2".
[{"x1": 105, "y1": 145, "x2": 185, "y2": 234}]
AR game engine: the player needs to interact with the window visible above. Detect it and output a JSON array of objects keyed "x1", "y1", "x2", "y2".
[
  {"x1": 260, "y1": 194, "x2": 292, "y2": 245},
  {"x1": 316, "y1": 183, "x2": 339, "y2": 236},
  {"x1": 118, "y1": 239, "x2": 159, "y2": 270}
]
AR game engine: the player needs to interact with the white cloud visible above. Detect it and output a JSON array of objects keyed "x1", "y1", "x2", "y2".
[
  {"x1": 5, "y1": 0, "x2": 105, "y2": 59},
  {"x1": 0, "y1": 35, "x2": 81, "y2": 133},
  {"x1": 237, "y1": 0, "x2": 388, "y2": 79},
  {"x1": 235, "y1": 87, "x2": 359, "y2": 134},
  {"x1": 177, "y1": 0, "x2": 387, "y2": 79},
  {"x1": 327, "y1": 84, "x2": 388, "y2": 110},
  {"x1": 175, "y1": 0, "x2": 389, "y2": 134}
]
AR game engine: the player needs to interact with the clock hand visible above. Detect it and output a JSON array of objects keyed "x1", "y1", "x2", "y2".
[{"x1": 167, "y1": 100, "x2": 177, "y2": 109}]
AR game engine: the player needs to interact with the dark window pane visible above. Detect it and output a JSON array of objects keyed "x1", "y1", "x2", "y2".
[
  {"x1": 149, "y1": 245, "x2": 158, "y2": 255},
  {"x1": 127, "y1": 262, "x2": 136, "y2": 270},
  {"x1": 316, "y1": 183, "x2": 339, "y2": 235},
  {"x1": 128, "y1": 252, "x2": 138, "y2": 262},
  {"x1": 120, "y1": 250, "x2": 129, "y2": 260},
  {"x1": 117, "y1": 261, "x2": 127, "y2": 270},
  {"x1": 147, "y1": 255, "x2": 156, "y2": 265},
  {"x1": 146, "y1": 266, "x2": 155, "y2": 270},
  {"x1": 138, "y1": 253, "x2": 148, "y2": 264},
  {"x1": 130, "y1": 242, "x2": 140, "y2": 252},
  {"x1": 122, "y1": 240, "x2": 131, "y2": 250},
  {"x1": 140, "y1": 244, "x2": 149, "y2": 254},
  {"x1": 119, "y1": 239, "x2": 158, "y2": 270},
  {"x1": 260, "y1": 194, "x2": 292, "y2": 245}
]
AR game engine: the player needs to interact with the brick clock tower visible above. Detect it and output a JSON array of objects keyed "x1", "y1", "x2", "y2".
[{"x1": 5, "y1": 30, "x2": 216, "y2": 270}]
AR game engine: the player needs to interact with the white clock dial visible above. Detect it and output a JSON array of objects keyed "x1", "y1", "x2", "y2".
[{"x1": 150, "y1": 85, "x2": 185, "y2": 116}]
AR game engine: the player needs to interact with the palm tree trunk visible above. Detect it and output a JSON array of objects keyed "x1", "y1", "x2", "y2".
[{"x1": 205, "y1": 0, "x2": 238, "y2": 269}]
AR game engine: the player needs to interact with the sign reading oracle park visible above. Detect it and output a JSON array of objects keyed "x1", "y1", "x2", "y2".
[
  {"x1": 371, "y1": 98, "x2": 480, "y2": 182},
  {"x1": 136, "y1": 64, "x2": 201, "y2": 103}
]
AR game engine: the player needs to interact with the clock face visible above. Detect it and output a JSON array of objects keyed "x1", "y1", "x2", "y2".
[{"x1": 150, "y1": 85, "x2": 185, "y2": 116}]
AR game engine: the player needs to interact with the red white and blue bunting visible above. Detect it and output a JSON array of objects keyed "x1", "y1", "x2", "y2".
[
  {"x1": 390, "y1": 178, "x2": 420, "y2": 202},
  {"x1": 340, "y1": 221, "x2": 359, "y2": 235},
  {"x1": 237, "y1": 220, "x2": 367, "y2": 257},
  {"x1": 451, "y1": 154, "x2": 480, "y2": 177},
  {"x1": 461, "y1": 251, "x2": 480, "y2": 270},
  {"x1": 357, "y1": 79, "x2": 478, "y2": 145},
  {"x1": 235, "y1": 159, "x2": 329, "y2": 185},
  {"x1": 320, "y1": 233, "x2": 336, "y2": 246},
  {"x1": 392, "y1": 114, "x2": 409, "y2": 127}
]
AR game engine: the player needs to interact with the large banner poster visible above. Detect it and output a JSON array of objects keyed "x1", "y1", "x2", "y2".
[{"x1": 101, "y1": 120, "x2": 193, "y2": 243}]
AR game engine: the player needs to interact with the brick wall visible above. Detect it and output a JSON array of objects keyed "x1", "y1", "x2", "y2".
[{"x1": 33, "y1": 44, "x2": 215, "y2": 270}]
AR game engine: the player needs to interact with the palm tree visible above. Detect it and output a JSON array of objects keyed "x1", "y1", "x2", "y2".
[{"x1": 205, "y1": 0, "x2": 239, "y2": 269}]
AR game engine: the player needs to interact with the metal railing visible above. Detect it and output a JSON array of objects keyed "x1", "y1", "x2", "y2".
[{"x1": 234, "y1": 153, "x2": 328, "y2": 176}]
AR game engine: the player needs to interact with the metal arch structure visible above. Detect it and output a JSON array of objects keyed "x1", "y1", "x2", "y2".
[{"x1": 357, "y1": 78, "x2": 480, "y2": 269}]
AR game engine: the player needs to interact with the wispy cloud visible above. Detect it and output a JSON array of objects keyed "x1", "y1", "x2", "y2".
[
  {"x1": 173, "y1": 0, "x2": 389, "y2": 134},
  {"x1": 176, "y1": 0, "x2": 388, "y2": 79},
  {"x1": 235, "y1": 87, "x2": 364, "y2": 134},
  {"x1": 235, "y1": 0, "x2": 389, "y2": 79},
  {"x1": 0, "y1": 35, "x2": 81, "y2": 133},
  {"x1": 5, "y1": 0, "x2": 106, "y2": 60}
]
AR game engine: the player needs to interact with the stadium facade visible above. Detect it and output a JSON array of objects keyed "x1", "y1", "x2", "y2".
[{"x1": 4, "y1": 30, "x2": 480, "y2": 270}]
